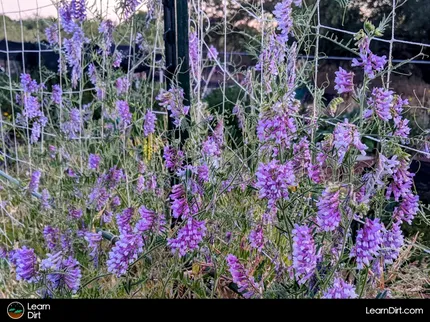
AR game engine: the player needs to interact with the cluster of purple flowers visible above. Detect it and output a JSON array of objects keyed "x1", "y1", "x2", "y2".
[
  {"x1": 88, "y1": 166, "x2": 124, "y2": 211},
  {"x1": 62, "y1": 20, "x2": 88, "y2": 88},
  {"x1": 334, "y1": 67, "x2": 354, "y2": 94},
  {"x1": 323, "y1": 277, "x2": 358, "y2": 299},
  {"x1": 143, "y1": 110, "x2": 156, "y2": 137},
  {"x1": 257, "y1": 95, "x2": 298, "y2": 154},
  {"x1": 60, "y1": 108, "x2": 82, "y2": 139},
  {"x1": 43, "y1": 226, "x2": 61, "y2": 251},
  {"x1": 167, "y1": 218, "x2": 207, "y2": 257},
  {"x1": 45, "y1": 24, "x2": 59, "y2": 45},
  {"x1": 255, "y1": 160, "x2": 296, "y2": 208},
  {"x1": 352, "y1": 35, "x2": 387, "y2": 79},
  {"x1": 381, "y1": 222, "x2": 404, "y2": 264},
  {"x1": 40, "y1": 251, "x2": 82, "y2": 293},
  {"x1": 392, "y1": 96, "x2": 411, "y2": 139},
  {"x1": 333, "y1": 120, "x2": 367, "y2": 164},
  {"x1": 189, "y1": 32, "x2": 199, "y2": 80},
  {"x1": 350, "y1": 218, "x2": 384, "y2": 269},
  {"x1": 116, "y1": 207, "x2": 134, "y2": 234},
  {"x1": 84, "y1": 231, "x2": 102, "y2": 264},
  {"x1": 107, "y1": 233, "x2": 143, "y2": 276},
  {"x1": 365, "y1": 88, "x2": 394, "y2": 121},
  {"x1": 273, "y1": 0, "x2": 301, "y2": 45},
  {"x1": 88, "y1": 154, "x2": 101, "y2": 170},
  {"x1": 113, "y1": 51, "x2": 123, "y2": 68},
  {"x1": 115, "y1": 77, "x2": 130, "y2": 95},
  {"x1": 121, "y1": 0, "x2": 141, "y2": 19},
  {"x1": 98, "y1": 20, "x2": 114, "y2": 56},
  {"x1": 163, "y1": 146, "x2": 185, "y2": 171},
  {"x1": 29, "y1": 169, "x2": 41, "y2": 192},
  {"x1": 17, "y1": 74, "x2": 48, "y2": 143},
  {"x1": 116, "y1": 100, "x2": 132, "y2": 129},
  {"x1": 248, "y1": 225, "x2": 265, "y2": 252},
  {"x1": 156, "y1": 87, "x2": 190, "y2": 127},
  {"x1": 134, "y1": 206, "x2": 166, "y2": 235},
  {"x1": 225, "y1": 254, "x2": 261, "y2": 298},
  {"x1": 11, "y1": 246, "x2": 38, "y2": 282},
  {"x1": 170, "y1": 184, "x2": 191, "y2": 219},
  {"x1": 52, "y1": 84, "x2": 62, "y2": 105},
  {"x1": 41, "y1": 189, "x2": 52, "y2": 210},
  {"x1": 316, "y1": 186, "x2": 342, "y2": 232},
  {"x1": 291, "y1": 224, "x2": 317, "y2": 284},
  {"x1": 202, "y1": 121, "x2": 224, "y2": 162}
]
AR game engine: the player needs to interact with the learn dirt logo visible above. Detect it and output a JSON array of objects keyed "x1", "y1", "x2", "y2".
[{"x1": 7, "y1": 302, "x2": 24, "y2": 319}]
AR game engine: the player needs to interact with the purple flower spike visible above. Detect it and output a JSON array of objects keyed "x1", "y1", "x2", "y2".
[
  {"x1": 116, "y1": 100, "x2": 132, "y2": 128},
  {"x1": 334, "y1": 67, "x2": 354, "y2": 94},
  {"x1": 255, "y1": 160, "x2": 296, "y2": 208},
  {"x1": 381, "y1": 222, "x2": 404, "y2": 264},
  {"x1": 29, "y1": 170, "x2": 41, "y2": 193},
  {"x1": 170, "y1": 184, "x2": 191, "y2": 219},
  {"x1": 168, "y1": 218, "x2": 206, "y2": 257},
  {"x1": 143, "y1": 110, "x2": 156, "y2": 137},
  {"x1": 88, "y1": 154, "x2": 101, "y2": 170},
  {"x1": 316, "y1": 186, "x2": 342, "y2": 231},
  {"x1": 11, "y1": 246, "x2": 38, "y2": 282},
  {"x1": 323, "y1": 277, "x2": 358, "y2": 299},
  {"x1": 350, "y1": 218, "x2": 384, "y2": 269},
  {"x1": 366, "y1": 88, "x2": 394, "y2": 121},
  {"x1": 292, "y1": 224, "x2": 317, "y2": 284},
  {"x1": 107, "y1": 233, "x2": 143, "y2": 276},
  {"x1": 226, "y1": 254, "x2": 261, "y2": 298}
]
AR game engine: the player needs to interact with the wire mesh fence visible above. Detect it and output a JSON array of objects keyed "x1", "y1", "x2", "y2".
[{"x1": 0, "y1": 0, "x2": 429, "y2": 299}]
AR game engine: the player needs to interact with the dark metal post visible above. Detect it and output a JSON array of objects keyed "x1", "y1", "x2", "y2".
[{"x1": 162, "y1": 0, "x2": 190, "y2": 146}]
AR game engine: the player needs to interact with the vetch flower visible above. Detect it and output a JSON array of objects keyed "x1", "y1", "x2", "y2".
[
  {"x1": 52, "y1": 84, "x2": 62, "y2": 105},
  {"x1": 116, "y1": 100, "x2": 132, "y2": 128},
  {"x1": 84, "y1": 231, "x2": 102, "y2": 264},
  {"x1": 334, "y1": 67, "x2": 354, "y2": 94},
  {"x1": 134, "y1": 206, "x2": 166, "y2": 234},
  {"x1": 381, "y1": 222, "x2": 404, "y2": 264},
  {"x1": 41, "y1": 189, "x2": 51, "y2": 210},
  {"x1": 116, "y1": 207, "x2": 134, "y2": 234},
  {"x1": 255, "y1": 160, "x2": 296, "y2": 208},
  {"x1": 393, "y1": 192, "x2": 419, "y2": 225},
  {"x1": 107, "y1": 233, "x2": 143, "y2": 276},
  {"x1": 323, "y1": 277, "x2": 358, "y2": 299},
  {"x1": 170, "y1": 184, "x2": 191, "y2": 219},
  {"x1": 156, "y1": 87, "x2": 190, "y2": 127},
  {"x1": 352, "y1": 35, "x2": 387, "y2": 79},
  {"x1": 316, "y1": 186, "x2": 342, "y2": 231},
  {"x1": 366, "y1": 88, "x2": 394, "y2": 121},
  {"x1": 226, "y1": 254, "x2": 261, "y2": 298},
  {"x1": 292, "y1": 224, "x2": 317, "y2": 284},
  {"x1": 163, "y1": 146, "x2": 184, "y2": 171},
  {"x1": 43, "y1": 226, "x2": 60, "y2": 251},
  {"x1": 350, "y1": 218, "x2": 384, "y2": 269},
  {"x1": 168, "y1": 218, "x2": 206, "y2": 257},
  {"x1": 11, "y1": 246, "x2": 38, "y2": 282},
  {"x1": 88, "y1": 154, "x2": 101, "y2": 170},
  {"x1": 249, "y1": 226, "x2": 265, "y2": 252},
  {"x1": 115, "y1": 77, "x2": 130, "y2": 95},
  {"x1": 29, "y1": 170, "x2": 41, "y2": 193},
  {"x1": 45, "y1": 24, "x2": 58, "y2": 45},
  {"x1": 333, "y1": 120, "x2": 367, "y2": 164},
  {"x1": 143, "y1": 110, "x2": 156, "y2": 137}
]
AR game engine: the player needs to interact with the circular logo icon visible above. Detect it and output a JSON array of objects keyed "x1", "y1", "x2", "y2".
[{"x1": 7, "y1": 302, "x2": 24, "y2": 319}]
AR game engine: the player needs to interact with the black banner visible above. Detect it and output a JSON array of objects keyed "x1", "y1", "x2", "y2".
[{"x1": 2, "y1": 299, "x2": 430, "y2": 320}]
